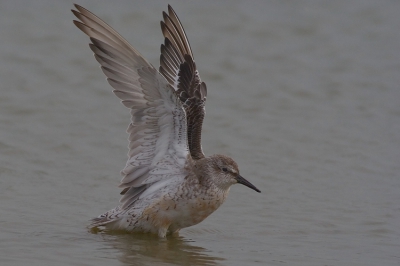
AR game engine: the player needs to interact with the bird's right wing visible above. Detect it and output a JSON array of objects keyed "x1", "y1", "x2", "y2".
[{"x1": 72, "y1": 4, "x2": 191, "y2": 209}]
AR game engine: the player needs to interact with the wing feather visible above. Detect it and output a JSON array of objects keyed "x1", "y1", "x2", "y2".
[
  {"x1": 72, "y1": 4, "x2": 191, "y2": 209},
  {"x1": 159, "y1": 5, "x2": 207, "y2": 160}
]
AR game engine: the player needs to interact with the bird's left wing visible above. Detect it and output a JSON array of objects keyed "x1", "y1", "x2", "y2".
[
  {"x1": 72, "y1": 4, "x2": 191, "y2": 209},
  {"x1": 159, "y1": 5, "x2": 207, "y2": 160}
]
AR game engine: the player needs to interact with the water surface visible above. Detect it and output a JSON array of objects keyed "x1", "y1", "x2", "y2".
[{"x1": 1, "y1": 0, "x2": 399, "y2": 265}]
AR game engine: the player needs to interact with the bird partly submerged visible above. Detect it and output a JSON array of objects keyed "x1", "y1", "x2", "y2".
[{"x1": 72, "y1": 4, "x2": 260, "y2": 237}]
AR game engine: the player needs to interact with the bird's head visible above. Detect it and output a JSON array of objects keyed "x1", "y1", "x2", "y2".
[{"x1": 203, "y1": 154, "x2": 261, "y2": 193}]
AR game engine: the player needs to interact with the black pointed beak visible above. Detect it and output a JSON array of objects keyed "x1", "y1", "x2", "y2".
[{"x1": 235, "y1": 175, "x2": 261, "y2": 193}]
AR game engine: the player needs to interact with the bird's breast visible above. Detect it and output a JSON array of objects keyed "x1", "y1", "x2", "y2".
[{"x1": 139, "y1": 185, "x2": 229, "y2": 233}]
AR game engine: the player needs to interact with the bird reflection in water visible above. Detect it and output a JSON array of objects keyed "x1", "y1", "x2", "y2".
[{"x1": 95, "y1": 230, "x2": 225, "y2": 266}]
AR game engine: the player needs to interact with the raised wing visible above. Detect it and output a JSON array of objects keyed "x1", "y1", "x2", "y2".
[
  {"x1": 72, "y1": 4, "x2": 190, "y2": 209},
  {"x1": 159, "y1": 5, "x2": 207, "y2": 160}
]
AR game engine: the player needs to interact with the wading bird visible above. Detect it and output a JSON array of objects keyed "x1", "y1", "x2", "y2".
[{"x1": 72, "y1": 4, "x2": 260, "y2": 237}]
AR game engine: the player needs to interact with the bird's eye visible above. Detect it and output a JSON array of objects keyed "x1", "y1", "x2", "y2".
[{"x1": 222, "y1": 167, "x2": 228, "y2": 172}]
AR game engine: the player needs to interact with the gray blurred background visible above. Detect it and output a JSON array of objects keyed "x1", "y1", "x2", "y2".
[{"x1": 1, "y1": 0, "x2": 399, "y2": 265}]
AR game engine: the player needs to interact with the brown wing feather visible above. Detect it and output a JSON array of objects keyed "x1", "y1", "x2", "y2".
[{"x1": 159, "y1": 5, "x2": 207, "y2": 160}]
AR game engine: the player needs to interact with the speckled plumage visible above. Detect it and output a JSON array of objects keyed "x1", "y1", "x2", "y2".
[{"x1": 72, "y1": 4, "x2": 260, "y2": 237}]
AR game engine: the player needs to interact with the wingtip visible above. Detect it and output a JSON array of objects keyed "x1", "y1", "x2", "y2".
[
  {"x1": 71, "y1": 9, "x2": 80, "y2": 18},
  {"x1": 167, "y1": 4, "x2": 175, "y2": 15},
  {"x1": 73, "y1": 4, "x2": 93, "y2": 17},
  {"x1": 73, "y1": 3, "x2": 82, "y2": 10},
  {"x1": 72, "y1": 20, "x2": 82, "y2": 27},
  {"x1": 73, "y1": 3, "x2": 85, "y2": 10}
]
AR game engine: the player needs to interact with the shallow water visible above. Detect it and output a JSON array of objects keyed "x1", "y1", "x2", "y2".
[{"x1": 1, "y1": 0, "x2": 400, "y2": 265}]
